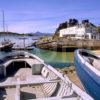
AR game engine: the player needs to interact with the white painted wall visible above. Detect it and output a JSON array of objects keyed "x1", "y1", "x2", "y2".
[{"x1": 59, "y1": 25, "x2": 99, "y2": 40}]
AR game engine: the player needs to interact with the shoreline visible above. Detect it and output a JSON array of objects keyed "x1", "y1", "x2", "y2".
[
  {"x1": 34, "y1": 38, "x2": 100, "y2": 52},
  {"x1": 92, "y1": 50, "x2": 100, "y2": 55}
]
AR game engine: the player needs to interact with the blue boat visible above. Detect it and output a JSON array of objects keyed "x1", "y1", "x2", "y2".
[{"x1": 74, "y1": 49, "x2": 100, "y2": 100}]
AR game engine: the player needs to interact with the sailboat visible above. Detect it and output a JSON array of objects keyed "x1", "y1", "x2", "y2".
[
  {"x1": 0, "y1": 39, "x2": 15, "y2": 51},
  {"x1": 0, "y1": 11, "x2": 15, "y2": 51}
]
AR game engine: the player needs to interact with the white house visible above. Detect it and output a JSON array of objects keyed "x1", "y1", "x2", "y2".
[{"x1": 58, "y1": 20, "x2": 100, "y2": 40}]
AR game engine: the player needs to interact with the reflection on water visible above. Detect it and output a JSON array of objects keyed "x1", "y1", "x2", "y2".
[
  {"x1": 0, "y1": 35, "x2": 74, "y2": 68},
  {"x1": 30, "y1": 47, "x2": 74, "y2": 68},
  {"x1": 30, "y1": 47, "x2": 74, "y2": 63}
]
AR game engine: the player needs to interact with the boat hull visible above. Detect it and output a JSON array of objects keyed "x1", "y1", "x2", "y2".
[
  {"x1": 74, "y1": 50, "x2": 100, "y2": 100},
  {"x1": 0, "y1": 43, "x2": 14, "y2": 51},
  {"x1": 13, "y1": 47, "x2": 33, "y2": 50}
]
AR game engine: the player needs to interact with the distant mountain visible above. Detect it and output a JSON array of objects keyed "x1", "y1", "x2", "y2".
[
  {"x1": 0, "y1": 32, "x2": 20, "y2": 35},
  {"x1": 0, "y1": 31, "x2": 52, "y2": 36},
  {"x1": 28, "y1": 31, "x2": 52, "y2": 36}
]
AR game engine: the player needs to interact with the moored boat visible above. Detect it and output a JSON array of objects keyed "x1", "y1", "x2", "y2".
[
  {"x1": 74, "y1": 49, "x2": 100, "y2": 100},
  {"x1": 0, "y1": 40, "x2": 15, "y2": 51},
  {"x1": 12, "y1": 46, "x2": 33, "y2": 50},
  {"x1": 0, "y1": 11, "x2": 15, "y2": 51},
  {"x1": 0, "y1": 51, "x2": 93, "y2": 100}
]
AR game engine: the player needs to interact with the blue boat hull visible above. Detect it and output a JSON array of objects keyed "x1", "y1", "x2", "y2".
[{"x1": 74, "y1": 50, "x2": 100, "y2": 100}]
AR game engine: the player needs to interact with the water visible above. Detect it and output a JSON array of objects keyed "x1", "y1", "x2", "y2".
[
  {"x1": 0, "y1": 34, "x2": 33, "y2": 47},
  {"x1": 29, "y1": 47, "x2": 74, "y2": 68},
  {"x1": 0, "y1": 35, "x2": 74, "y2": 68}
]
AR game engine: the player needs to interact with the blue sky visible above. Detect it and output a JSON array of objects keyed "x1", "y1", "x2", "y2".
[{"x1": 0, "y1": 0, "x2": 100, "y2": 33}]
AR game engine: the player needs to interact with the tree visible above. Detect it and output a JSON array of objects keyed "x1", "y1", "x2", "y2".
[{"x1": 97, "y1": 26, "x2": 100, "y2": 33}]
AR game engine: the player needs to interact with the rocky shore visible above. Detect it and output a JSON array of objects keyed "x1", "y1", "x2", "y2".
[
  {"x1": 34, "y1": 37, "x2": 100, "y2": 52},
  {"x1": 33, "y1": 18, "x2": 100, "y2": 52}
]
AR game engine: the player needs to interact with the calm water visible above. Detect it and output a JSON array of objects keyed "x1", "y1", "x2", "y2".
[
  {"x1": 30, "y1": 48, "x2": 74, "y2": 68},
  {"x1": 0, "y1": 35, "x2": 74, "y2": 68},
  {"x1": 0, "y1": 35, "x2": 33, "y2": 47}
]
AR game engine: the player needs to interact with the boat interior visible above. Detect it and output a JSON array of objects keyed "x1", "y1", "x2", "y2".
[
  {"x1": 0, "y1": 51, "x2": 88, "y2": 100},
  {"x1": 79, "y1": 50, "x2": 100, "y2": 70}
]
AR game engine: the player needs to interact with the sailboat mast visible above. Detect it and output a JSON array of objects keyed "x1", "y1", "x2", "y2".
[{"x1": 2, "y1": 10, "x2": 5, "y2": 32}]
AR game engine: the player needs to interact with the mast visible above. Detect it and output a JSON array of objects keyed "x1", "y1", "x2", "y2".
[
  {"x1": 2, "y1": 10, "x2": 6, "y2": 41},
  {"x1": 2, "y1": 10, "x2": 5, "y2": 32}
]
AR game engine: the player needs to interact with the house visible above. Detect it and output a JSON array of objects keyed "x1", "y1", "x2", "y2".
[{"x1": 54, "y1": 19, "x2": 100, "y2": 40}]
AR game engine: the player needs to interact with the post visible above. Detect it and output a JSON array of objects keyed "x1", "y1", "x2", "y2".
[
  {"x1": 4, "y1": 67, "x2": 6, "y2": 77},
  {"x1": 15, "y1": 85, "x2": 20, "y2": 100}
]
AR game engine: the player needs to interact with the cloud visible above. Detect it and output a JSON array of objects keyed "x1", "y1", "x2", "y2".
[
  {"x1": 7, "y1": 20, "x2": 57, "y2": 33},
  {"x1": 0, "y1": 10, "x2": 66, "y2": 33},
  {"x1": 0, "y1": 3, "x2": 100, "y2": 33}
]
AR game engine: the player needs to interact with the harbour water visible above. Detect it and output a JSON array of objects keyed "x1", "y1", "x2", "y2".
[{"x1": 0, "y1": 35, "x2": 74, "y2": 68}]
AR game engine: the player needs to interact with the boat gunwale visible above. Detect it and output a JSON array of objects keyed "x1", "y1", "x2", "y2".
[{"x1": 75, "y1": 49, "x2": 100, "y2": 77}]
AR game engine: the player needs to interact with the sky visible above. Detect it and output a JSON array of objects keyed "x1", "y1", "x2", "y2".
[{"x1": 0, "y1": 0, "x2": 100, "y2": 33}]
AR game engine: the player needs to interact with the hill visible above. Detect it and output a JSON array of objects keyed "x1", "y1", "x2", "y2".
[
  {"x1": 0, "y1": 32, "x2": 20, "y2": 35},
  {"x1": 27, "y1": 31, "x2": 52, "y2": 36},
  {"x1": 0, "y1": 31, "x2": 52, "y2": 36}
]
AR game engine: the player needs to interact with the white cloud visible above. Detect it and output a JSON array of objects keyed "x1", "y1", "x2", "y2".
[
  {"x1": 7, "y1": 20, "x2": 57, "y2": 33},
  {"x1": 0, "y1": 8, "x2": 100, "y2": 33}
]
